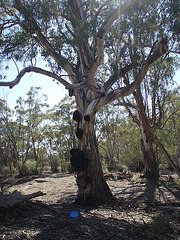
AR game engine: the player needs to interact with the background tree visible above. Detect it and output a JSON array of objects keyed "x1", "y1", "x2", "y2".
[
  {"x1": 0, "y1": 98, "x2": 14, "y2": 174},
  {"x1": 0, "y1": 0, "x2": 172, "y2": 204},
  {"x1": 156, "y1": 87, "x2": 180, "y2": 174},
  {"x1": 115, "y1": 57, "x2": 180, "y2": 178},
  {"x1": 45, "y1": 96, "x2": 76, "y2": 173},
  {"x1": 24, "y1": 87, "x2": 48, "y2": 173},
  {"x1": 97, "y1": 106, "x2": 121, "y2": 167},
  {"x1": 0, "y1": 87, "x2": 49, "y2": 176},
  {"x1": 0, "y1": 98, "x2": 27, "y2": 175},
  {"x1": 104, "y1": 0, "x2": 180, "y2": 179},
  {"x1": 97, "y1": 105, "x2": 142, "y2": 171}
]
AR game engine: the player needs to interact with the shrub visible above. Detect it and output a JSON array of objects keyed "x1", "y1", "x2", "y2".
[
  {"x1": 108, "y1": 162, "x2": 128, "y2": 172},
  {"x1": 25, "y1": 159, "x2": 38, "y2": 175},
  {"x1": 64, "y1": 162, "x2": 75, "y2": 174},
  {"x1": 49, "y1": 156, "x2": 60, "y2": 173},
  {"x1": 0, "y1": 165, "x2": 13, "y2": 177}
]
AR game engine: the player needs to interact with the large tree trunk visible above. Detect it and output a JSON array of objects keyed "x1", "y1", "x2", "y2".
[
  {"x1": 140, "y1": 127, "x2": 159, "y2": 179},
  {"x1": 71, "y1": 112, "x2": 113, "y2": 205}
]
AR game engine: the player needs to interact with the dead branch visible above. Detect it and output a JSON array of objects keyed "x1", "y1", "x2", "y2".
[{"x1": 0, "y1": 190, "x2": 45, "y2": 208}]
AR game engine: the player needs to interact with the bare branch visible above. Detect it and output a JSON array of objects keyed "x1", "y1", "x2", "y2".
[
  {"x1": 121, "y1": 98, "x2": 140, "y2": 126},
  {"x1": 160, "y1": 107, "x2": 180, "y2": 130},
  {"x1": 76, "y1": 0, "x2": 86, "y2": 21},
  {"x1": 154, "y1": 136, "x2": 180, "y2": 176},
  {"x1": 0, "y1": 191, "x2": 45, "y2": 208},
  {"x1": 168, "y1": 50, "x2": 180, "y2": 54},
  {"x1": 0, "y1": 66, "x2": 72, "y2": 89},
  {"x1": 12, "y1": 58, "x2": 20, "y2": 74},
  {"x1": 0, "y1": 66, "x2": 90, "y2": 92},
  {"x1": 89, "y1": 0, "x2": 94, "y2": 16},
  {"x1": 68, "y1": 0, "x2": 85, "y2": 22}
]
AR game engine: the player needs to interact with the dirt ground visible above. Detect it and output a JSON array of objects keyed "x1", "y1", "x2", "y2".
[{"x1": 0, "y1": 173, "x2": 180, "y2": 240}]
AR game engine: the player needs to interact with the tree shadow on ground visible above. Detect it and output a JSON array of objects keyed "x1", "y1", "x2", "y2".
[
  {"x1": 113, "y1": 179, "x2": 180, "y2": 206},
  {"x1": 113, "y1": 180, "x2": 159, "y2": 205},
  {"x1": 132, "y1": 179, "x2": 160, "y2": 204},
  {"x1": 160, "y1": 180, "x2": 180, "y2": 201}
]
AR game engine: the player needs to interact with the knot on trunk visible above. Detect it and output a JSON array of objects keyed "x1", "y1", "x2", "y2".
[
  {"x1": 69, "y1": 89, "x2": 74, "y2": 97},
  {"x1": 73, "y1": 110, "x2": 84, "y2": 139},
  {"x1": 84, "y1": 115, "x2": 90, "y2": 122},
  {"x1": 76, "y1": 128, "x2": 84, "y2": 139},
  {"x1": 70, "y1": 148, "x2": 88, "y2": 171},
  {"x1": 73, "y1": 110, "x2": 82, "y2": 122}
]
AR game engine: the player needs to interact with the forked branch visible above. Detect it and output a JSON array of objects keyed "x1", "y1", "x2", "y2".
[{"x1": 94, "y1": 38, "x2": 168, "y2": 111}]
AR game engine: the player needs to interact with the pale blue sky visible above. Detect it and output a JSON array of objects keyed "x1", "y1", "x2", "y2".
[
  {"x1": 0, "y1": 72, "x2": 67, "y2": 108},
  {"x1": 0, "y1": 61, "x2": 67, "y2": 108},
  {"x1": 0, "y1": 64, "x2": 179, "y2": 109}
]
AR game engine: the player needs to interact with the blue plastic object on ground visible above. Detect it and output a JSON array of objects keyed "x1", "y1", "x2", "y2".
[{"x1": 70, "y1": 211, "x2": 79, "y2": 218}]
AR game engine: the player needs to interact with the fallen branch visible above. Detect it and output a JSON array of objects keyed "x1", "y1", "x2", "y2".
[{"x1": 0, "y1": 190, "x2": 45, "y2": 208}]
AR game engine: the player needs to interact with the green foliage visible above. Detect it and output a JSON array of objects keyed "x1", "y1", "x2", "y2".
[
  {"x1": 157, "y1": 87, "x2": 180, "y2": 166},
  {"x1": 97, "y1": 106, "x2": 142, "y2": 171},
  {"x1": 0, "y1": 165, "x2": 13, "y2": 178},
  {"x1": 0, "y1": 0, "x2": 178, "y2": 73},
  {"x1": 49, "y1": 156, "x2": 59, "y2": 173},
  {"x1": 0, "y1": 83, "x2": 179, "y2": 176},
  {"x1": 159, "y1": 162, "x2": 168, "y2": 170},
  {"x1": 63, "y1": 162, "x2": 75, "y2": 174},
  {"x1": 0, "y1": 0, "x2": 179, "y2": 186},
  {"x1": 105, "y1": 1, "x2": 179, "y2": 176},
  {"x1": 25, "y1": 159, "x2": 38, "y2": 175},
  {"x1": 108, "y1": 163, "x2": 128, "y2": 172}
]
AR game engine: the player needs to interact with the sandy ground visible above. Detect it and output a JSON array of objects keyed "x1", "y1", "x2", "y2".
[
  {"x1": 0, "y1": 173, "x2": 179, "y2": 240},
  {"x1": 9, "y1": 173, "x2": 179, "y2": 205}
]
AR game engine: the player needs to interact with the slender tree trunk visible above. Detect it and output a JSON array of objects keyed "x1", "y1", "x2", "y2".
[
  {"x1": 154, "y1": 136, "x2": 180, "y2": 177},
  {"x1": 32, "y1": 136, "x2": 38, "y2": 173},
  {"x1": 73, "y1": 113, "x2": 113, "y2": 205},
  {"x1": 136, "y1": 88, "x2": 159, "y2": 179}
]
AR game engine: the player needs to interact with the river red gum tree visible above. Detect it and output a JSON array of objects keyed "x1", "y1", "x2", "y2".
[{"x1": 0, "y1": 0, "x2": 168, "y2": 204}]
